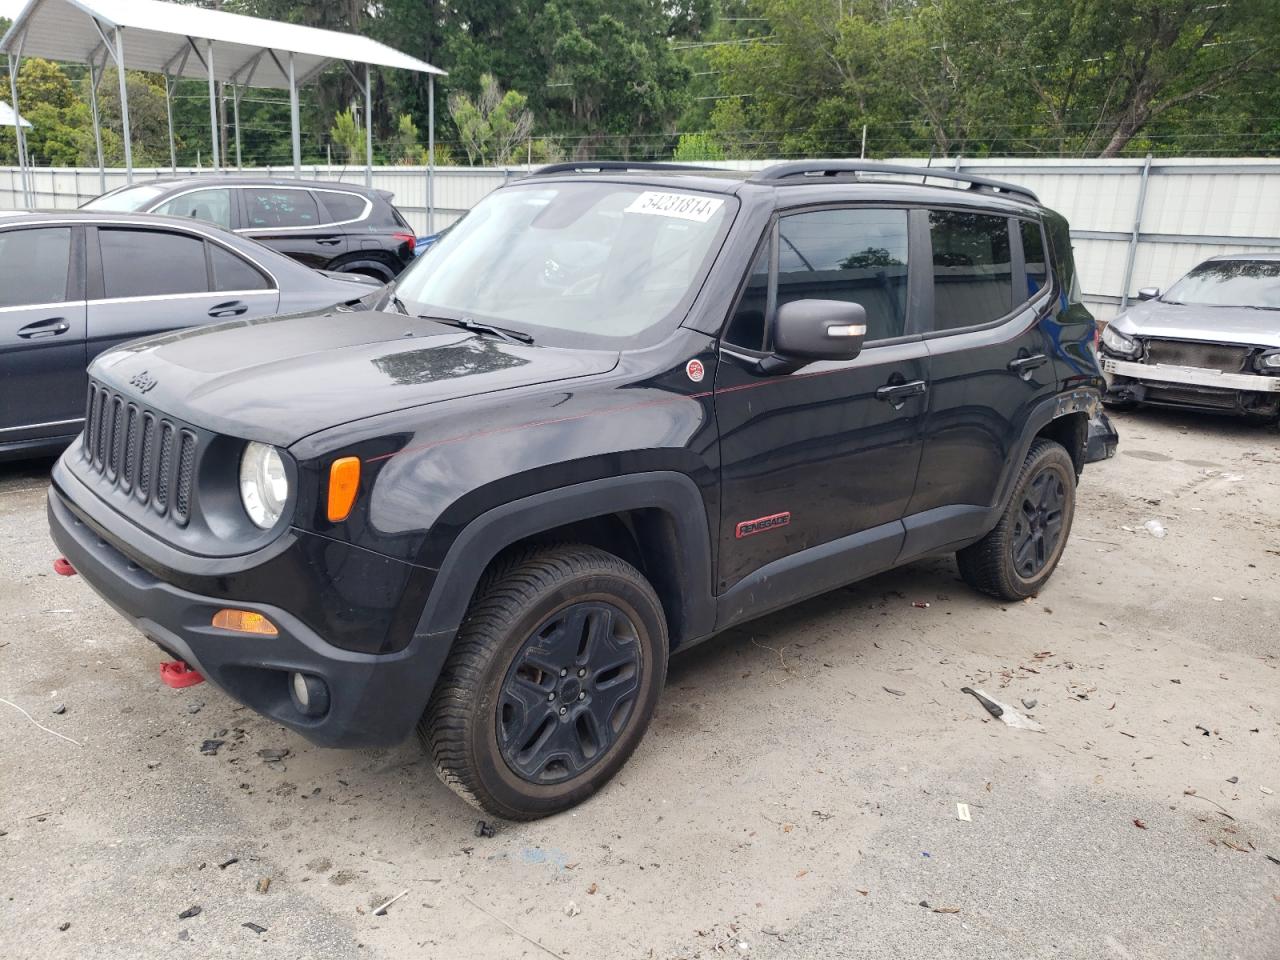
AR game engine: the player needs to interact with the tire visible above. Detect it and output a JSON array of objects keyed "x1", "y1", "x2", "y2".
[
  {"x1": 421, "y1": 544, "x2": 668, "y2": 820},
  {"x1": 957, "y1": 438, "x2": 1077, "y2": 601}
]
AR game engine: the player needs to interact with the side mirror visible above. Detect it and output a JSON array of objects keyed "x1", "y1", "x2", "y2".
[
  {"x1": 1136, "y1": 287, "x2": 1160, "y2": 301},
  {"x1": 772, "y1": 299, "x2": 867, "y2": 364}
]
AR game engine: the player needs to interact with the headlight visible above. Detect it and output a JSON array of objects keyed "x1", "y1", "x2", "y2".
[
  {"x1": 239, "y1": 441, "x2": 289, "y2": 529},
  {"x1": 1260, "y1": 351, "x2": 1280, "y2": 371},
  {"x1": 1102, "y1": 325, "x2": 1138, "y2": 356}
]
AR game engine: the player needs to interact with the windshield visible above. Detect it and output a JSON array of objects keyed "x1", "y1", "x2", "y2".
[
  {"x1": 1163, "y1": 260, "x2": 1280, "y2": 310},
  {"x1": 394, "y1": 181, "x2": 735, "y2": 347},
  {"x1": 82, "y1": 184, "x2": 169, "y2": 212}
]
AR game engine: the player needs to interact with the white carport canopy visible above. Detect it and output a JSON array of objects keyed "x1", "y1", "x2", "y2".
[
  {"x1": 1, "y1": 0, "x2": 446, "y2": 205},
  {"x1": 0, "y1": 100, "x2": 31, "y2": 127}
]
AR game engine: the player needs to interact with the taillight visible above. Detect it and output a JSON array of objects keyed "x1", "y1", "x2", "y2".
[{"x1": 393, "y1": 231, "x2": 416, "y2": 255}]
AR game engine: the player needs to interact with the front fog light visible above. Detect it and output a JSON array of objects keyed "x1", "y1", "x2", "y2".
[
  {"x1": 290, "y1": 672, "x2": 330, "y2": 717},
  {"x1": 240, "y1": 441, "x2": 289, "y2": 528}
]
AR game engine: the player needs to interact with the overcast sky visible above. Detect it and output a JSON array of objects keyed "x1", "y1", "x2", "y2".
[{"x1": 0, "y1": 0, "x2": 25, "y2": 22}]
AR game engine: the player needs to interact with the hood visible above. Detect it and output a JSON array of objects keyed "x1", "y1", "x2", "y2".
[
  {"x1": 90, "y1": 309, "x2": 619, "y2": 448},
  {"x1": 1112, "y1": 299, "x2": 1280, "y2": 349}
]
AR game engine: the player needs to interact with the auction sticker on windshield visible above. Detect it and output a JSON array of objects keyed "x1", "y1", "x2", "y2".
[{"x1": 625, "y1": 191, "x2": 725, "y2": 223}]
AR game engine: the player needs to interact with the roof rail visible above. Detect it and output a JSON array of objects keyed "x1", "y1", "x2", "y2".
[
  {"x1": 530, "y1": 161, "x2": 721, "y2": 177},
  {"x1": 751, "y1": 161, "x2": 1039, "y2": 204}
]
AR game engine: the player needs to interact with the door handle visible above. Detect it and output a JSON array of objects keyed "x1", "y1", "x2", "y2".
[
  {"x1": 315, "y1": 237, "x2": 343, "y2": 246},
  {"x1": 875, "y1": 379, "x2": 928, "y2": 408},
  {"x1": 17, "y1": 316, "x2": 70, "y2": 339},
  {"x1": 1008, "y1": 353, "x2": 1048, "y2": 379},
  {"x1": 208, "y1": 300, "x2": 249, "y2": 318}
]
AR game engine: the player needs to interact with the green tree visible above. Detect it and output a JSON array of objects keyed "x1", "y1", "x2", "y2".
[
  {"x1": 329, "y1": 107, "x2": 364, "y2": 163},
  {"x1": 448, "y1": 74, "x2": 534, "y2": 165},
  {"x1": 672, "y1": 131, "x2": 725, "y2": 161}
]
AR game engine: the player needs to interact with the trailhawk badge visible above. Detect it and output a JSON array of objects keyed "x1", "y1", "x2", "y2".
[
  {"x1": 129, "y1": 370, "x2": 158, "y2": 394},
  {"x1": 686, "y1": 359, "x2": 705, "y2": 383}
]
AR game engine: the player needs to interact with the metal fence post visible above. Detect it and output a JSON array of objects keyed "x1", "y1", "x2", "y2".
[{"x1": 1119, "y1": 153, "x2": 1153, "y2": 311}]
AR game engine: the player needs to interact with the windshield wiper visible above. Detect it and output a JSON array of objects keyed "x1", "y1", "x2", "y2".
[{"x1": 420, "y1": 314, "x2": 534, "y2": 345}]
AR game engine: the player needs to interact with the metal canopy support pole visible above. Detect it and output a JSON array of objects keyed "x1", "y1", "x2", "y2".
[
  {"x1": 206, "y1": 40, "x2": 219, "y2": 171},
  {"x1": 232, "y1": 85, "x2": 242, "y2": 169},
  {"x1": 164, "y1": 74, "x2": 176, "y2": 172},
  {"x1": 364, "y1": 63, "x2": 373, "y2": 187},
  {"x1": 7, "y1": 35, "x2": 30, "y2": 207},
  {"x1": 288, "y1": 52, "x2": 300, "y2": 174},
  {"x1": 112, "y1": 27, "x2": 133, "y2": 183},
  {"x1": 427, "y1": 74, "x2": 435, "y2": 233},
  {"x1": 1119, "y1": 153, "x2": 1154, "y2": 311},
  {"x1": 89, "y1": 56, "x2": 106, "y2": 190}
]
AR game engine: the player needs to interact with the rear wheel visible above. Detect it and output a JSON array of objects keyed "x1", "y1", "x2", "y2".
[
  {"x1": 957, "y1": 439, "x2": 1076, "y2": 601},
  {"x1": 421, "y1": 544, "x2": 668, "y2": 820}
]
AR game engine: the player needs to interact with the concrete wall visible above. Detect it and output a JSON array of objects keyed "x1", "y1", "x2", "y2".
[{"x1": 4, "y1": 157, "x2": 1278, "y2": 322}]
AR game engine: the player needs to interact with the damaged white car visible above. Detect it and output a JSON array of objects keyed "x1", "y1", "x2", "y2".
[{"x1": 1100, "y1": 254, "x2": 1280, "y2": 423}]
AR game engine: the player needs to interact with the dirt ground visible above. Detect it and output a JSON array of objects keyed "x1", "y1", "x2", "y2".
[{"x1": 1, "y1": 407, "x2": 1277, "y2": 960}]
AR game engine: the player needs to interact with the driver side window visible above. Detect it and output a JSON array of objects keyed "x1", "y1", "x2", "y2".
[{"x1": 153, "y1": 189, "x2": 233, "y2": 230}]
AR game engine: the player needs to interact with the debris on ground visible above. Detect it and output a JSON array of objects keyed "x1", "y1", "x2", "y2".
[
  {"x1": 218, "y1": 857, "x2": 239, "y2": 870},
  {"x1": 242, "y1": 922, "x2": 267, "y2": 935},
  {"x1": 564, "y1": 900, "x2": 581, "y2": 917},
  {"x1": 372, "y1": 889, "x2": 409, "y2": 916},
  {"x1": 256, "y1": 877, "x2": 271, "y2": 894},
  {"x1": 960, "y1": 687, "x2": 1044, "y2": 731},
  {"x1": 956, "y1": 803, "x2": 971, "y2": 822},
  {"x1": 1195, "y1": 725, "x2": 1211, "y2": 737},
  {"x1": 882, "y1": 687, "x2": 906, "y2": 696},
  {"x1": 474, "y1": 820, "x2": 496, "y2": 838},
  {"x1": 187, "y1": 703, "x2": 203, "y2": 715},
  {"x1": 199, "y1": 739, "x2": 225, "y2": 756},
  {"x1": 1134, "y1": 819, "x2": 1147, "y2": 830},
  {"x1": 1142, "y1": 519, "x2": 1167, "y2": 538},
  {"x1": 177, "y1": 905, "x2": 202, "y2": 920},
  {"x1": 256, "y1": 748, "x2": 289, "y2": 762},
  {"x1": 51, "y1": 704, "x2": 66, "y2": 715},
  {"x1": 57, "y1": 922, "x2": 70, "y2": 931},
  {"x1": 1021, "y1": 698, "x2": 1038, "y2": 710},
  {"x1": 587, "y1": 882, "x2": 598, "y2": 895},
  {"x1": 1227, "y1": 776, "x2": 1239, "y2": 784},
  {"x1": 932, "y1": 906, "x2": 961, "y2": 914},
  {"x1": 911, "y1": 601, "x2": 930, "y2": 609}
]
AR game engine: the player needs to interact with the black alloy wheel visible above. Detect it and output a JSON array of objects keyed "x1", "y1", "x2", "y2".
[
  {"x1": 497, "y1": 601, "x2": 642, "y2": 784},
  {"x1": 1010, "y1": 469, "x2": 1067, "y2": 578}
]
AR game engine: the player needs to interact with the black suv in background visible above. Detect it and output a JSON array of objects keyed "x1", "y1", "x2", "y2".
[
  {"x1": 83, "y1": 177, "x2": 417, "y2": 281},
  {"x1": 50, "y1": 162, "x2": 1104, "y2": 820}
]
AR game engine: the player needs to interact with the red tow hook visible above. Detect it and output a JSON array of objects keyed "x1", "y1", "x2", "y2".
[
  {"x1": 159, "y1": 660, "x2": 206, "y2": 688},
  {"x1": 53, "y1": 557, "x2": 77, "y2": 577}
]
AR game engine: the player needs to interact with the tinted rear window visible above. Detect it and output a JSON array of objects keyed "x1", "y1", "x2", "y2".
[
  {"x1": 100, "y1": 229, "x2": 207, "y2": 298},
  {"x1": 209, "y1": 243, "x2": 271, "y2": 291},
  {"x1": 244, "y1": 189, "x2": 320, "y2": 229},
  {"x1": 929, "y1": 211, "x2": 1013, "y2": 331},
  {"x1": 319, "y1": 192, "x2": 368, "y2": 222}
]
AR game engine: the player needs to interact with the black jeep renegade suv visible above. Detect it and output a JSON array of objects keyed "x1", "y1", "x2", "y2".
[{"x1": 48, "y1": 161, "x2": 1103, "y2": 819}]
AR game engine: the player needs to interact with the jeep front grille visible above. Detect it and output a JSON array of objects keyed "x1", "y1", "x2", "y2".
[
  {"x1": 83, "y1": 381, "x2": 197, "y2": 526},
  {"x1": 1144, "y1": 339, "x2": 1250, "y2": 374}
]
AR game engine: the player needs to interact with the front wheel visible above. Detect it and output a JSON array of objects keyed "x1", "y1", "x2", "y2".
[
  {"x1": 957, "y1": 438, "x2": 1077, "y2": 601},
  {"x1": 421, "y1": 544, "x2": 668, "y2": 820}
]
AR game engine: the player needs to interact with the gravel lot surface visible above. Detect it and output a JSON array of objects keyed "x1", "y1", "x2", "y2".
[{"x1": 1, "y1": 407, "x2": 1277, "y2": 959}]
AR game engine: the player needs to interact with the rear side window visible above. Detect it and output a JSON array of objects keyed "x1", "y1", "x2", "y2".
[
  {"x1": 1020, "y1": 219, "x2": 1048, "y2": 299},
  {"x1": 0, "y1": 227, "x2": 71, "y2": 306},
  {"x1": 319, "y1": 191, "x2": 368, "y2": 223},
  {"x1": 99, "y1": 229, "x2": 207, "y2": 298},
  {"x1": 244, "y1": 189, "x2": 320, "y2": 229},
  {"x1": 153, "y1": 188, "x2": 233, "y2": 230},
  {"x1": 929, "y1": 211, "x2": 1013, "y2": 331},
  {"x1": 776, "y1": 208, "x2": 909, "y2": 342},
  {"x1": 208, "y1": 243, "x2": 271, "y2": 292}
]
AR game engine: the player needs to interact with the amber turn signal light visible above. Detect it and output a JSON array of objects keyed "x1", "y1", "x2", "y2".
[
  {"x1": 211, "y1": 609, "x2": 279, "y2": 636},
  {"x1": 327, "y1": 456, "x2": 361, "y2": 522}
]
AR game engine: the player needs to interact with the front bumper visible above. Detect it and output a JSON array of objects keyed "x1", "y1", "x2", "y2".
[{"x1": 48, "y1": 484, "x2": 452, "y2": 748}]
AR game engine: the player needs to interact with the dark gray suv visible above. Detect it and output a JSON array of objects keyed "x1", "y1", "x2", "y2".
[{"x1": 0, "y1": 211, "x2": 375, "y2": 461}]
